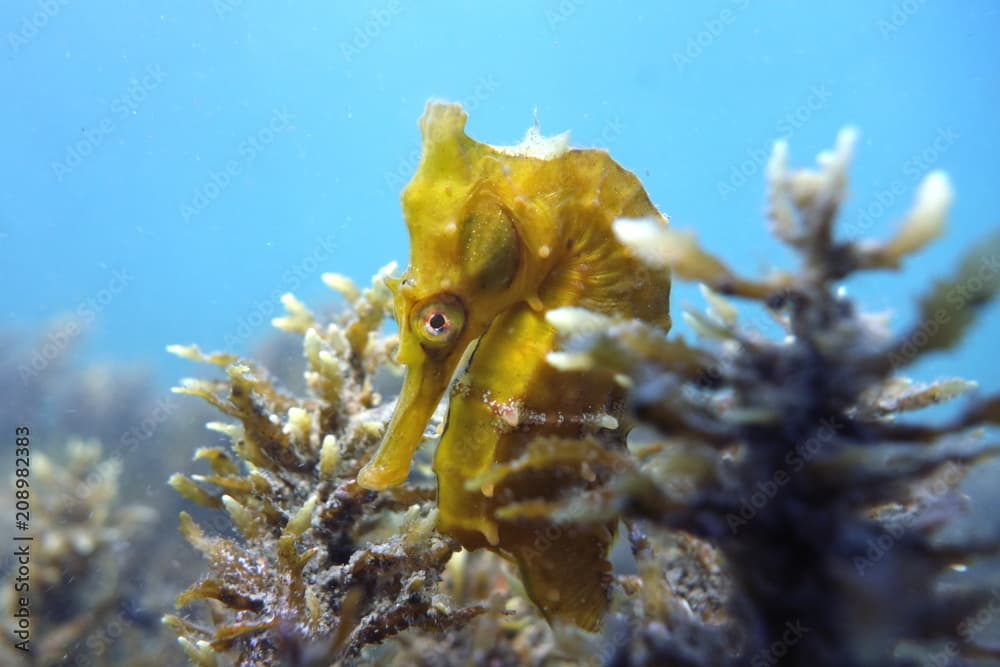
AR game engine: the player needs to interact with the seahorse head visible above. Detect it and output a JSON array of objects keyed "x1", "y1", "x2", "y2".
[{"x1": 356, "y1": 102, "x2": 562, "y2": 490}]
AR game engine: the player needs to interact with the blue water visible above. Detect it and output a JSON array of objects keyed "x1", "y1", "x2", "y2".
[{"x1": 2, "y1": 0, "x2": 998, "y2": 394}]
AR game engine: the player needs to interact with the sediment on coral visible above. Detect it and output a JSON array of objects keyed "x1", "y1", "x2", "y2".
[{"x1": 548, "y1": 129, "x2": 1000, "y2": 666}]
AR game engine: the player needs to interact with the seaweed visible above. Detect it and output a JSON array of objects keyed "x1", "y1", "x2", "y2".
[
  {"x1": 0, "y1": 439, "x2": 160, "y2": 666},
  {"x1": 164, "y1": 266, "x2": 490, "y2": 665},
  {"x1": 0, "y1": 319, "x2": 217, "y2": 666},
  {"x1": 164, "y1": 117, "x2": 999, "y2": 667},
  {"x1": 548, "y1": 129, "x2": 1000, "y2": 665}
]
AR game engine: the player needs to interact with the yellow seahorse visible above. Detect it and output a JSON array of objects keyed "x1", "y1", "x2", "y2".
[{"x1": 357, "y1": 102, "x2": 670, "y2": 629}]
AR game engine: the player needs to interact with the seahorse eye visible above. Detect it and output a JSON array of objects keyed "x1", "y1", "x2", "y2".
[
  {"x1": 412, "y1": 296, "x2": 465, "y2": 349},
  {"x1": 425, "y1": 311, "x2": 448, "y2": 335}
]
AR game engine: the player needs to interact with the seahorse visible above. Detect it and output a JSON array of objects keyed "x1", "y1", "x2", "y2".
[{"x1": 357, "y1": 102, "x2": 670, "y2": 629}]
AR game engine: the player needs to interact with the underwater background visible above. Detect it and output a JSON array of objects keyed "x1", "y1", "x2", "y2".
[
  {"x1": 3, "y1": 1, "x2": 1000, "y2": 666},
  {"x1": 2, "y1": 0, "x2": 998, "y2": 392}
]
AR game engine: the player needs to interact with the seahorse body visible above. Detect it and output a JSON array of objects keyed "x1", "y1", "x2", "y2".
[{"x1": 357, "y1": 102, "x2": 670, "y2": 628}]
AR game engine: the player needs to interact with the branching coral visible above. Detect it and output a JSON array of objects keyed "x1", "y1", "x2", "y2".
[{"x1": 547, "y1": 129, "x2": 1000, "y2": 665}]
